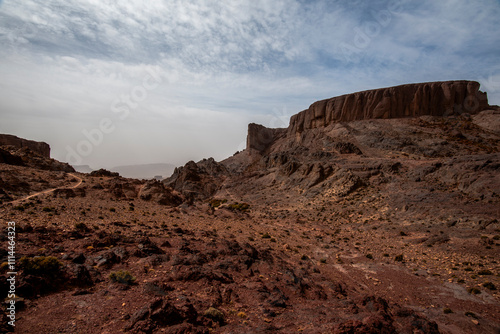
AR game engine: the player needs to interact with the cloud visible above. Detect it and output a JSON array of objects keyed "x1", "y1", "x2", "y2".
[{"x1": 0, "y1": 0, "x2": 499, "y2": 169}]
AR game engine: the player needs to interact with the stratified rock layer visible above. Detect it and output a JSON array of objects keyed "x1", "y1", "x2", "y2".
[
  {"x1": 0, "y1": 134, "x2": 51, "y2": 158},
  {"x1": 288, "y1": 81, "x2": 489, "y2": 135},
  {"x1": 247, "y1": 123, "x2": 286, "y2": 154}
]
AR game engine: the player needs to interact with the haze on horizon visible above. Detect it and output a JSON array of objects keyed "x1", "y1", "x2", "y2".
[{"x1": 1, "y1": 0, "x2": 499, "y2": 170}]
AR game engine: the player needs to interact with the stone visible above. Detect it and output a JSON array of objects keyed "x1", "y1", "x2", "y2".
[{"x1": 139, "y1": 179, "x2": 183, "y2": 206}]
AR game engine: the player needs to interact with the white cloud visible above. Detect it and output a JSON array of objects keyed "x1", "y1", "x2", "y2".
[{"x1": 0, "y1": 0, "x2": 499, "y2": 169}]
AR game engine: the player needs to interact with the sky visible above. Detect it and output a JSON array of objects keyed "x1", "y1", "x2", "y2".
[{"x1": 1, "y1": 0, "x2": 500, "y2": 169}]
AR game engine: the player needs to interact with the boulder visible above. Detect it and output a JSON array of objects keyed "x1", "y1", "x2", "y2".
[{"x1": 139, "y1": 180, "x2": 183, "y2": 206}]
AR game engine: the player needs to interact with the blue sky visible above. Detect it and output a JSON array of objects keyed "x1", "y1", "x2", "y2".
[{"x1": 1, "y1": 0, "x2": 499, "y2": 168}]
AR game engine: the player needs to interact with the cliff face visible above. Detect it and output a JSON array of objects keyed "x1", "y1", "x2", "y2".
[
  {"x1": 287, "y1": 81, "x2": 489, "y2": 136},
  {"x1": 0, "y1": 134, "x2": 51, "y2": 158},
  {"x1": 246, "y1": 123, "x2": 286, "y2": 154},
  {"x1": 222, "y1": 80, "x2": 500, "y2": 205}
]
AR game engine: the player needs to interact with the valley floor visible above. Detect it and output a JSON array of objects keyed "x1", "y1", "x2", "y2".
[{"x1": 1, "y1": 172, "x2": 499, "y2": 333}]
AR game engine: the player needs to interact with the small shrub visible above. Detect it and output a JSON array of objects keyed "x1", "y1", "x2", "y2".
[
  {"x1": 383, "y1": 253, "x2": 389, "y2": 257},
  {"x1": 465, "y1": 311, "x2": 478, "y2": 319},
  {"x1": 477, "y1": 269, "x2": 493, "y2": 275},
  {"x1": 0, "y1": 262, "x2": 10, "y2": 272},
  {"x1": 443, "y1": 308, "x2": 453, "y2": 314},
  {"x1": 209, "y1": 199, "x2": 227, "y2": 208},
  {"x1": 464, "y1": 267, "x2": 473, "y2": 272},
  {"x1": 394, "y1": 254, "x2": 404, "y2": 262},
  {"x1": 301, "y1": 255, "x2": 309, "y2": 261},
  {"x1": 204, "y1": 307, "x2": 224, "y2": 324},
  {"x1": 320, "y1": 258, "x2": 327, "y2": 264},
  {"x1": 74, "y1": 222, "x2": 88, "y2": 231},
  {"x1": 109, "y1": 208, "x2": 116, "y2": 212},
  {"x1": 483, "y1": 282, "x2": 496, "y2": 290},
  {"x1": 467, "y1": 287, "x2": 481, "y2": 295},
  {"x1": 400, "y1": 231, "x2": 407, "y2": 236},
  {"x1": 261, "y1": 233, "x2": 271, "y2": 239},
  {"x1": 366, "y1": 254, "x2": 373, "y2": 260},
  {"x1": 20, "y1": 256, "x2": 63, "y2": 277},
  {"x1": 109, "y1": 270, "x2": 136, "y2": 285},
  {"x1": 228, "y1": 202, "x2": 250, "y2": 212}
]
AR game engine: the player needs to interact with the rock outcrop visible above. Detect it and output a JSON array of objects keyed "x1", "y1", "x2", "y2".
[
  {"x1": 287, "y1": 81, "x2": 489, "y2": 136},
  {"x1": 0, "y1": 134, "x2": 73, "y2": 172},
  {"x1": 216, "y1": 80, "x2": 500, "y2": 201},
  {"x1": 90, "y1": 169, "x2": 120, "y2": 177},
  {"x1": 246, "y1": 123, "x2": 286, "y2": 154},
  {"x1": 0, "y1": 147, "x2": 25, "y2": 166},
  {"x1": 138, "y1": 180, "x2": 183, "y2": 206},
  {"x1": 0, "y1": 134, "x2": 51, "y2": 158},
  {"x1": 0, "y1": 145, "x2": 74, "y2": 172},
  {"x1": 164, "y1": 158, "x2": 228, "y2": 201}
]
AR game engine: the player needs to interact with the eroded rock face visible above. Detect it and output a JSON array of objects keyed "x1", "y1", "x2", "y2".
[
  {"x1": 0, "y1": 134, "x2": 74, "y2": 172},
  {"x1": 223, "y1": 80, "x2": 499, "y2": 201},
  {"x1": 0, "y1": 148, "x2": 25, "y2": 166},
  {"x1": 288, "y1": 81, "x2": 489, "y2": 136},
  {"x1": 0, "y1": 146, "x2": 74, "y2": 172},
  {"x1": 247, "y1": 123, "x2": 286, "y2": 154},
  {"x1": 164, "y1": 158, "x2": 228, "y2": 201},
  {"x1": 139, "y1": 180, "x2": 183, "y2": 206},
  {"x1": 0, "y1": 134, "x2": 51, "y2": 158}
]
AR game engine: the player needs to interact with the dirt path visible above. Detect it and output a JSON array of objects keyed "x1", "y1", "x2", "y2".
[{"x1": 9, "y1": 173, "x2": 83, "y2": 205}]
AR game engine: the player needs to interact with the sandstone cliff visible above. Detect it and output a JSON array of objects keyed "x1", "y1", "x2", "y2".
[
  {"x1": 0, "y1": 134, "x2": 51, "y2": 158},
  {"x1": 246, "y1": 123, "x2": 286, "y2": 154},
  {"x1": 215, "y1": 80, "x2": 500, "y2": 201},
  {"x1": 287, "y1": 81, "x2": 489, "y2": 136}
]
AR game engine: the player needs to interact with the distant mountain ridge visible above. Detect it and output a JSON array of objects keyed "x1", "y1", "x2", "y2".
[
  {"x1": 73, "y1": 165, "x2": 93, "y2": 173},
  {"x1": 110, "y1": 163, "x2": 176, "y2": 180}
]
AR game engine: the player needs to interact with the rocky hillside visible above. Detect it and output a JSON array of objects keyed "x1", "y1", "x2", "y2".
[
  {"x1": 0, "y1": 134, "x2": 74, "y2": 173},
  {"x1": 165, "y1": 80, "x2": 500, "y2": 204},
  {"x1": 0, "y1": 134, "x2": 51, "y2": 158}
]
